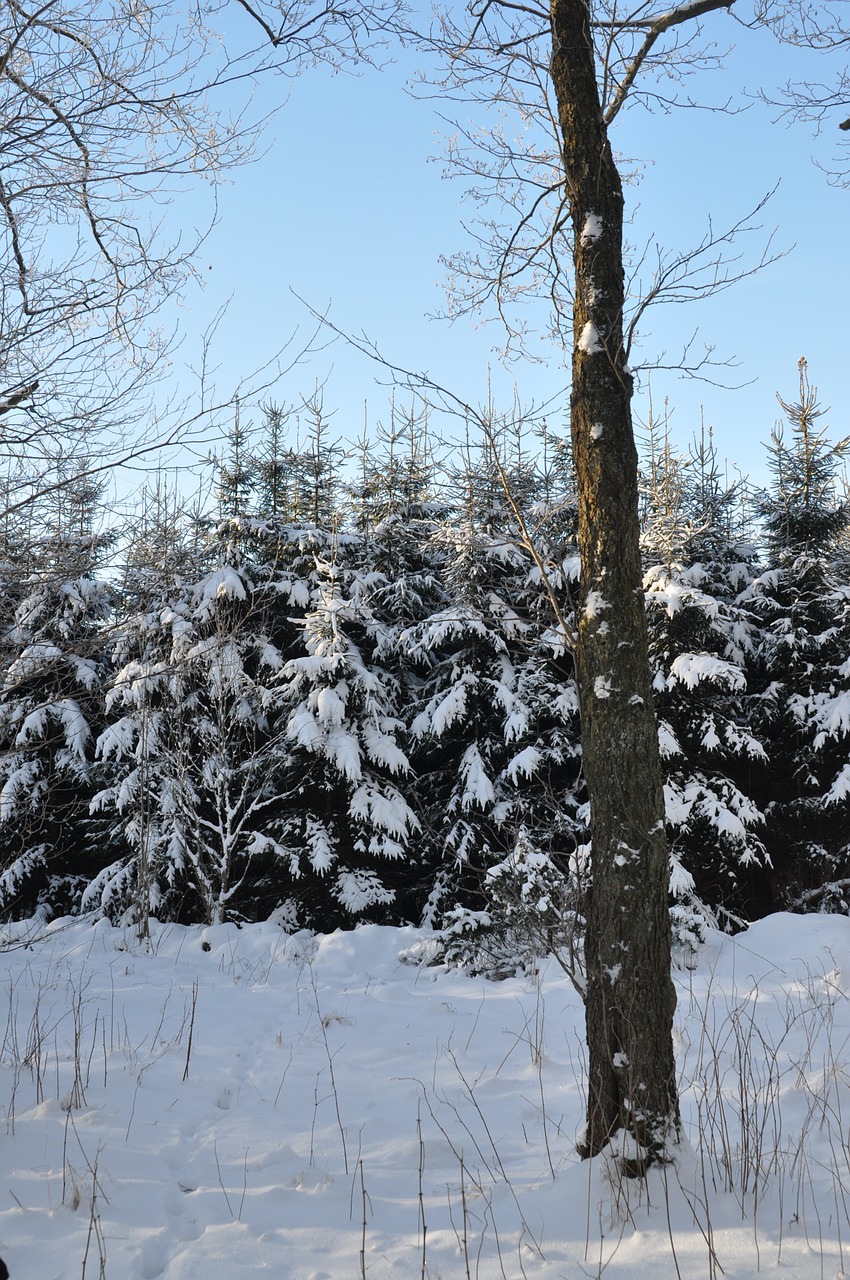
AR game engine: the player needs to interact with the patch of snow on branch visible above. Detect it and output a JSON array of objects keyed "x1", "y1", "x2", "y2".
[
  {"x1": 505, "y1": 746, "x2": 542, "y2": 783},
  {"x1": 658, "y1": 720, "x2": 682, "y2": 758},
  {"x1": 668, "y1": 653, "x2": 746, "y2": 691},
  {"x1": 195, "y1": 565, "x2": 248, "y2": 607},
  {"x1": 826, "y1": 761, "x2": 850, "y2": 805},
  {"x1": 460, "y1": 743, "x2": 495, "y2": 810}
]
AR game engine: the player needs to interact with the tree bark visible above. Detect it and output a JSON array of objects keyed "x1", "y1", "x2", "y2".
[{"x1": 548, "y1": 0, "x2": 680, "y2": 1162}]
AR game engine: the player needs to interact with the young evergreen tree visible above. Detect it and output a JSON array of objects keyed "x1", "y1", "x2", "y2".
[
  {"x1": 235, "y1": 396, "x2": 420, "y2": 930},
  {"x1": 89, "y1": 442, "x2": 314, "y2": 929},
  {"x1": 641, "y1": 420, "x2": 769, "y2": 930},
  {"x1": 271, "y1": 544, "x2": 421, "y2": 929},
  {"x1": 745, "y1": 359, "x2": 850, "y2": 909},
  {"x1": 343, "y1": 399, "x2": 452, "y2": 919},
  {"x1": 348, "y1": 395, "x2": 446, "y2": 625},
  {"x1": 0, "y1": 478, "x2": 112, "y2": 918},
  {"x1": 406, "y1": 425, "x2": 584, "y2": 948}
]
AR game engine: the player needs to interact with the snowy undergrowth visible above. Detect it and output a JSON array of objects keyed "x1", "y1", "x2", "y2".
[{"x1": 1, "y1": 914, "x2": 850, "y2": 1279}]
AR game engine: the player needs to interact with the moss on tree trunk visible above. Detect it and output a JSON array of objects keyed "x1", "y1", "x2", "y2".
[{"x1": 549, "y1": 0, "x2": 680, "y2": 1162}]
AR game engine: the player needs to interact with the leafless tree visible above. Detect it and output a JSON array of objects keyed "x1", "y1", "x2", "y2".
[
  {"x1": 0, "y1": 0, "x2": 399, "y2": 518},
  {"x1": 381, "y1": 0, "x2": 850, "y2": 1170},
  {"x1": 395, "y1": 0, "x2": 798, "y2": 1169},
  {"x1": 409, "y1": 0, "x2": 781, "y2": 366}
]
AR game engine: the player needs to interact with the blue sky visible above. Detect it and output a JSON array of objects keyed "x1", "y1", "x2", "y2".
[{"x1": 164, "y1": 10, "x2": 850, "y2": 492}]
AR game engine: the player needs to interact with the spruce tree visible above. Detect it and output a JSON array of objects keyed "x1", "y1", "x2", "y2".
[
  {"x1": 746, "y1": 360, "x2": 850, "y2": 909},
  {"x1": 406, "y1": 425, "x2": 584, "y2": 955},
  {"x1": 91, "y1": 460, "x2": 303, "y2": 928},
  {"x1": 641, "y1": 421, "x2": 769, "y2": 928},
  {"x1": 0, "y1": 478, "x2": 112, "y2": 918}
]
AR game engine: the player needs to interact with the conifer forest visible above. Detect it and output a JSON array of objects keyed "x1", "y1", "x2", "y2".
[{"x1": 3, "y1": 362, "x2": 849, "y2": 960}]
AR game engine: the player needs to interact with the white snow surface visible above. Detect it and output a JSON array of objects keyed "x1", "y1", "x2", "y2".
[
  {"x1": 578, "y1": 321, "x2": 603, "y2": 354},
  {"x1": 2, "y1": 913, "x2": 850, "y2": 1278},
  {"x1": 581, "y1": 212, "x2": 603, "y2": 243}
]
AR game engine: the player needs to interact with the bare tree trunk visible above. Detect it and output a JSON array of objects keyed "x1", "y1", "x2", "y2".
[{"x1": 549, "y1": 0, "x2": 679, "y2": 1163}]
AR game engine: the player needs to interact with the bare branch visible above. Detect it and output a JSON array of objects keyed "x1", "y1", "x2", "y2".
[
  {"x1": 604, "y1": 0, "x2": 736, "y2": 124},
  {"x1": 624, "y1": 188, "x2": 786, "y2": 369}
]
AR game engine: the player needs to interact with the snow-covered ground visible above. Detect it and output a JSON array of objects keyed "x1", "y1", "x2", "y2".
[{"x1": 2, "y1": 912, "x2": 850, "y2": 1279}]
